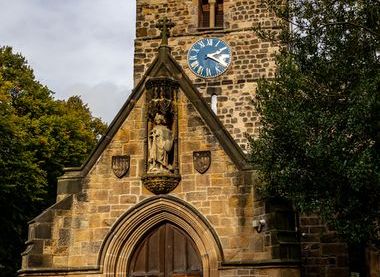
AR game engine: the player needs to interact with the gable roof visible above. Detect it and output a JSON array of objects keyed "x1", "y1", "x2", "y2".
[{"x1": 64, "y1": 45, "x2": 252, "y2": 179}]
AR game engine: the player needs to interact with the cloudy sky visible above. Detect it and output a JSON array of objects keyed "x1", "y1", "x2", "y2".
[{"x1": 0, "y1": 0, "x2": 136, "y2": 123}]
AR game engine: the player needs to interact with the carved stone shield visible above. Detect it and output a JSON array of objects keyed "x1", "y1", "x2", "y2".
[
  {"x1": 112, "y1": 155, "x2": 130, "y2": 178},
  {"x1": 193, "y1": 151, "x2": 211, "y2": 174}
]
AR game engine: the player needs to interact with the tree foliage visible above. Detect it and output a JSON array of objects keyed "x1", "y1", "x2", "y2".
[
  {"x1": 0, "y1": 46, "x2": 107, "y2": 276},
  {"x1": 250, "y1": 0, "x2": 380, "y2": 244}
]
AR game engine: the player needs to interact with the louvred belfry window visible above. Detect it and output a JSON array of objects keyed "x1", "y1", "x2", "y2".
[
  {"x1": 198, "y1": 0, "x2": 224, "y2": 28},
  {"x1": 215, "y1": 0, "x2": 223, "y2": 27},
  {"x1": 199, "y1": 0, "x2": 210, "y2": 28}
]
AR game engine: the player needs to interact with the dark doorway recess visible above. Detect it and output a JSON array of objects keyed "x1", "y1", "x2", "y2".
[{"x1": 129, "y1": 222, "x2": 203, "y2": 277}]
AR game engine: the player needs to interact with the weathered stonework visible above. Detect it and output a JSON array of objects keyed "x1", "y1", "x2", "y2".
[
  {"x1": 134, "y1": 0, "x2": 280, "y2": 149},
  {"x1": 21, "y1": 1, "x2": 379, "y2": 277},
  {"x1": 20, "y1": 40, "x2": 300, "y2": 276}
]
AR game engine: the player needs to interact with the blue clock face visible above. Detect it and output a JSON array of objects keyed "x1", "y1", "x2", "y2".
[{"x1": 187, "y1": 38, "x2": 232, "y2": 78}]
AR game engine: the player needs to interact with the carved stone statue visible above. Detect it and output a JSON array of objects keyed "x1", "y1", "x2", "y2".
[
  {"x1": 148, "y1": 113, "x2": 174, "y2": 173},
  {"x1": 142, "y1": 74, "x2": 180, "y2": 194}
]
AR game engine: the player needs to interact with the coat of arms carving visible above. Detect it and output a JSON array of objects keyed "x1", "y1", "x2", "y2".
[
  {"x1": 193, "y1": 151, "x2": 211, "y2": 174},
  {"x1": 112, "y1": 155, "x2": 130, "y2": 178}
]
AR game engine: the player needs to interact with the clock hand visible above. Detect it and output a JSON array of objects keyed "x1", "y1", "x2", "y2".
[
  {"x1": 209, "y1": 47, "x2": 227, "y2": 56},
  {"x1": 206, "y1": 53, "x2": 228, "y2": 67}
]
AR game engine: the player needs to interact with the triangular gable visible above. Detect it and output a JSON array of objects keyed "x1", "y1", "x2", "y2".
[{"x1": 63, "y1": 45, "x2": 252, "y2": 180}]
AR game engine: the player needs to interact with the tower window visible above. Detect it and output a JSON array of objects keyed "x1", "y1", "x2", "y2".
[
  {"x1": 211, "y1": 94, "x2": 218, "y2": 114},
  {"x1": 199, "y1": 0, "x2": 210, "y2": 28},
  {"x1": 199, "y1": 0, "x2": 224, "y2": 29},
  {"x1": 215, "y1": 0, "x2": 224, "y2": 27}
]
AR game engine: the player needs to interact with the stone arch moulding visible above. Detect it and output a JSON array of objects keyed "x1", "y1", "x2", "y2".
[{"x1": 99, "y1": 195, "x2": 224, "y2": 277}]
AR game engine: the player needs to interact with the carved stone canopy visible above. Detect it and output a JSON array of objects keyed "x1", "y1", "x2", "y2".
[{"x1": 146, "y1": 77, "x2": 179, "y2": 122}]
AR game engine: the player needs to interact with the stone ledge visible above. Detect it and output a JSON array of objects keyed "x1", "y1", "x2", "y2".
[
  {"x1": 18, "y1": 266, "x2": 100, "y2": 276},
  {"x1": 57, "y1": 177, "x2": 83, "y2": 195},
  {"x1": 220, "y1": 259, "x2": 301, "y2": 268},
  {"x1": 135, "y1": 26, "x2": 282, "y2": 41}
]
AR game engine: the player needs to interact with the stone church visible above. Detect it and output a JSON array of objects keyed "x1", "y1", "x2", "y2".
[{"x1": 19, "y1": 1, "x2": 379, "y2": 277}]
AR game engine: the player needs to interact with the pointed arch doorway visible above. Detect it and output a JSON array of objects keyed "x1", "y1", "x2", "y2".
[
  {"x1": 129, "y1": 222, "x2": 202, "y2": 277},
  {"x1": 101, "y1": 196, "x2": 222, "y2": 277}
]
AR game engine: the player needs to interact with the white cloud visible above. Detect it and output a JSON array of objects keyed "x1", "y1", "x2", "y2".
[
  {"x1": 62, "y1": 82, "x2": 131, "y2": 123},
  {"x1": 0, "y1": 0, "x2": 136, "y2": 123}
]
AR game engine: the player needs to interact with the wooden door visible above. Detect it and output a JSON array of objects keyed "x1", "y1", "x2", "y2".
[{"x1": 129, "y1": 223, "x2": 202, "y2": 277}]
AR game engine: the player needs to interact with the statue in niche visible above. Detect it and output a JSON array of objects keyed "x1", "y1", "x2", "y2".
[{"x1": 148, "y1": 113, "x2": 174, "y2": 173}]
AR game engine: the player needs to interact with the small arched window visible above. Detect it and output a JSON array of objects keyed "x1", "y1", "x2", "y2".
[{"x1": 199, "y1": 0, "x2": 224, "y2": 29}]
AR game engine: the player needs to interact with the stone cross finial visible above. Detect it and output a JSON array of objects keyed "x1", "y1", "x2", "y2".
[{"x1": 155, "y1": 17, "x2": 175, "y2": 46}]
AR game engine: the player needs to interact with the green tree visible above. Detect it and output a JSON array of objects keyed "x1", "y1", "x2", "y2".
[
  {"x1": 0, "y1": 46, "x2": 107, "y2": 276},
  {"x1": 250, "y1": 0, "x2": 380, "y2": 244}
]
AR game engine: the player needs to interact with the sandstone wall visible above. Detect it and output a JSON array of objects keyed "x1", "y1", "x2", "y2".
[
  {"x1": 134, "y1": 0, "x2": 279, "y2": 149},
  {"x1": 34, "y1": 88, "x2": 272, "y2": 273}
]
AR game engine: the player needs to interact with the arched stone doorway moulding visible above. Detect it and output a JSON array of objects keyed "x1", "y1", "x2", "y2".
[{"x1": 99, "y1": 195, "x2": 224, "y2": 277}]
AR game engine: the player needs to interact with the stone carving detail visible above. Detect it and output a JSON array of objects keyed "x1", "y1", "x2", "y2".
[
  {"x1": 142, "y1": 77, "x2": 181, "y2": 194},
  {"x1": 112, "y1": 155, "x2": 130, "y2": 178},
  {"x1": 155, "y1": 17, "x2": 175, "y2": 46},
  {"x1": 141, "y1": 174, "x2": 181, "y2": 195},
  {"x1": 193, "y1": 151, "x2": 211, "y2": 174},
  {"x1": 148, "y1": 114, "x2": 174, "y2": 173}
]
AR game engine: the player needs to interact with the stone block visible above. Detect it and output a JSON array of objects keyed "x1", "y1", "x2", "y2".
[
  {"x1": 181, "y1": 162, "x2": 194, "y2": 174},
  {"x1": 211, "y1": 177, "x2": 224, "y2": 187},
  {"x1": 97, "y1": 205, "x2": 110, "y2": 213},
  {"x1": 57, "y1": 177, "x2": 83, "y2": 195},
  {"x1": 91, "y1": 190, "x2": 109, "y2": 201},
  {"x1": 34, "y1": 223, "x2": 52, "y2": 239},
  {"x1": 195, "y1": 174, "x2": 210, "y2": 187},
  {"x1": 120, "y1": 195, "x2": 137, "y2": 204},
  {"x1": 113, "y1": 182, "x2": 130, "y2": 195},
  {"x1": 93, "y1": 228, "x2": 109, "y2": 239},
  {"x1": 186, "y1": 192, "x2": 206, "y2": 201},
  {"x1": 52, "y1": 256, "x2": 67, "y2": 267},
  {"x1": 68, "y1": 255, "x2": 87, "y2": 267},
  {"x1": 321, "y1": 243, "x2": 347, "y2": 256},
  {"x1": 181, "y1": 180, "x2": 195, "y2": 192},
  {"x1": 326, "y1": 267, "x2": 349, "y2": 277},
  {"x1": 130, "y1": 186, "x2": 141, "y2": 195},
  {"x1": 210, "y1": 201, "x2": 224, "y2": 214},
  {"x1": 58, "y1": 229, "x2": 70, "y2": 247},
  {"x1": 72, "y1": 217, "x2": 89, "y2": 229},
  {"x1": 75, "y1": 229, "x2": 89, "y2": 242}
]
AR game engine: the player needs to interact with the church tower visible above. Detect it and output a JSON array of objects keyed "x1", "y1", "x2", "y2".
[{"x1": 134, "y1": 0, "x2": 278, "y2": 149}]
